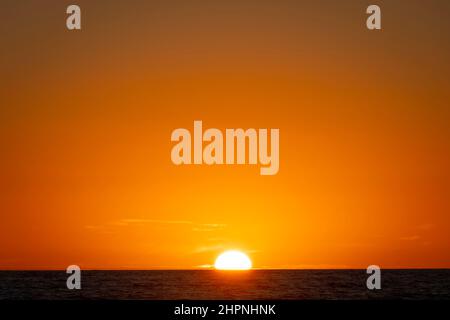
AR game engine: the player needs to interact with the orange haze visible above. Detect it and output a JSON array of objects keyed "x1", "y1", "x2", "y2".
[{"x1": 1, "y1": 0, "x2": 449, "y2": 269}]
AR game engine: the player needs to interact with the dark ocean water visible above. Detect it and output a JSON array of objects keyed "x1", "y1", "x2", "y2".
[{"x1": 0, "y1": 270, "x2": 449, "y2": 300}]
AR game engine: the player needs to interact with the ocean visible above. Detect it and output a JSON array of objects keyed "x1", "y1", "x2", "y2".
[{"x1": 0, "y1": 270, "x2": 449, "y2": 300}]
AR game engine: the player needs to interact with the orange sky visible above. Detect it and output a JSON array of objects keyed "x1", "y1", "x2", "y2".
[{"x1": 1, "y1": 0, "x2": 450, "y2": 269}]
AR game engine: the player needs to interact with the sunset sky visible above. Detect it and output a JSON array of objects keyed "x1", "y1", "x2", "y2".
[{"x1": 1, "y1": 0, "x2": 449, "y2": 269}]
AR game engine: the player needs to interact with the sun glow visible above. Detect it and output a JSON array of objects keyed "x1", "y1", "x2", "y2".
[{"x1": 214, "y1": 250, "x2": 252, "y2": 270}]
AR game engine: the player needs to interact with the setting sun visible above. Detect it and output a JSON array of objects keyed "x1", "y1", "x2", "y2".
[{"x1": 214, "y1": 250, "x2": 252, "y2": 270}]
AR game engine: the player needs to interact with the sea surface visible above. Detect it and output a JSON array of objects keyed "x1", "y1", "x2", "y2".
[{"x1": 0, "y1": 270, "x2": 449, "y2": 300}]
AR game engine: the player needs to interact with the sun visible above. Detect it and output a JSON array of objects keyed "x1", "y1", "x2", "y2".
[{"x1": 214, "y1": 250, "x2": 252, "y2": 270}]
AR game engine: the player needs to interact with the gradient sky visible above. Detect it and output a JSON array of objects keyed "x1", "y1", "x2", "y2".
[{"x1": 1, "y1": 0, "x2": 449, "y2": 269}]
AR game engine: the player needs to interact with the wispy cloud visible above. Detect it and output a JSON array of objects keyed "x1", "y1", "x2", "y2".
[
  {"x1": 196, "y1": 264, "x2": 214, "y2": 269},
  {"x1": 398, "y1": 224, "x2": 434, "y2": 243},
  {"x1": 192, "y1": 223, "x2": 227, "y2": 232},
  {"x1": 417, "y1": 223, "x2": 434, "y2": 231},
  {"x1": 192, "y1": 245, "x2": 260, "y2": 255},
  {"x1": 258, "y1": 264, "x2": 353, "y2": 270},
  {"x1": 400, "y1": 235, "x2": 420, "y2": 241},
  {"x1": 85, "y1": 219, "x2": 227, "y2": 232},
  {"x1": 120, "y1": 219, "x2": 192, "y2": 225},
  {"x1": 193, "y1": 244, "x2": 228, "y2": 253}
]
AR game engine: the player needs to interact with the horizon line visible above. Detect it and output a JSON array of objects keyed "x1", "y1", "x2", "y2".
[{"x1": 1, "y1": 267, "x2": 450, "y2": 271}]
